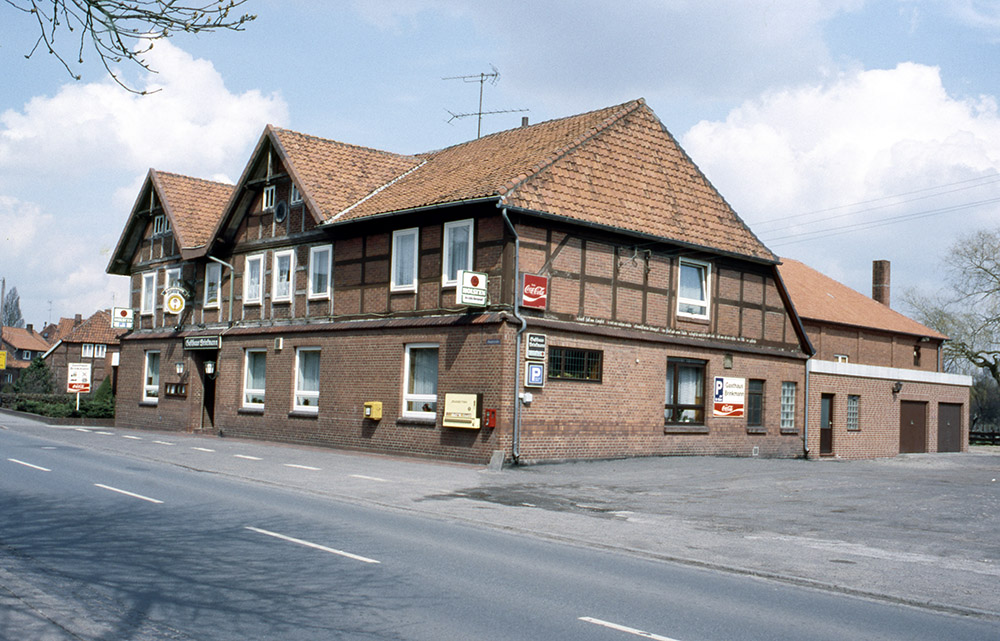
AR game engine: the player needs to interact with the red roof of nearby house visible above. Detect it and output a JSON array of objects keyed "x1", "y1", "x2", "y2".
[
  {"x1": 778, "y1": 257, "x2": 946, "y2": 339},
  {"x1": 60, "y1": 309, "x2": 128, "y2": 345},
  {"x1": 2, "y1": 326, "x2": 51, "y2": 353}
]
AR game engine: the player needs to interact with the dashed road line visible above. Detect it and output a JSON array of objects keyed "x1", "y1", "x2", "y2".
[
  {"x1": 191, "y1": 447, "x2": 216, "y2": 452},
  {"x1": 122, "y1": 435, "x2": 143, "y2": 440},
  {"x1": 75, "y1": 428, "x2": 91, "y2": 433},
  {"x1": 94, "y1": 484, "x2": 163, "y2": 504},
  {"x1": 579, "y1": 617, "x2": 680, "y2": 641},
  {"x1": 8, "y1": 458, "x2": 51, "y2": 472},
  {"x1": 153, "y1": 440, "x2": 174, "y2": 445},
  {"x1": 284, "y1": 464, "x2": 320, "y2": 471},
  {"x1": 245, "y1": 526, "x2": 379, "y2": 564},
  {"x1": 235, "y1": 454, "x2": 262, "y2": 460},
  {"x1": 350, "y1": 474, "x2": 389, "y2": 482},
  {"x1": 94, "y1": 431, "x2": 114, "y2": 436}
]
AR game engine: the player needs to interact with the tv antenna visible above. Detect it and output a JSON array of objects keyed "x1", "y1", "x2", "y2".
[{"x1": 443, "y1": 64, "x2": 528, "y2": 138}]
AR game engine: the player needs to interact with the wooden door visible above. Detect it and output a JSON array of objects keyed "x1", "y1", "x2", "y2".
[
  {"x1": 820, "y1": 394, "x2": 834, "y2": 455},
  {"x1": 937, "y1": 403, "x2": 962, "y2": 453},
  {"x1": 900, "y1": 401, "x2": 927, "y2": 453}
]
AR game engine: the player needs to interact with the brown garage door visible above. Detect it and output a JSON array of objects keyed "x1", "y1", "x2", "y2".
[
  {"x1": 900, "y1": 401, "x2": 927, "y2": 454},
  {"x1": 937, "y1": 403, "x2": 963, "y2": 453}
]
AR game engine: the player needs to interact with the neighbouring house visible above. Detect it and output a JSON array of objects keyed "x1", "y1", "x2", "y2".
[
  {"x1": 778, "y1": 258, "x2": 970, "y2": 458},
  {"x1": 42, "y1": 309, "x2": 128, "y2": 395},
  {"x1": 1, "y1": 325, "x2": 52, "y2": 388},
  {"x1": 40, "y1": 315, "x2": 85, "y2": 345},
  {"x1": 104, "y1": 98, "x2": 968, "y2": 464}
]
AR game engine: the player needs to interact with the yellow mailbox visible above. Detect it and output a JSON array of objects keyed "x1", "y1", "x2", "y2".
[{"x1": 363, "y1": 401, "x2": 382, "y2": 421}]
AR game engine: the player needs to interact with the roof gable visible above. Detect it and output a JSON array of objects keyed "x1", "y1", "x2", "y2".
[
  {"x1": 1, "y1": 326, "x2": 50, "y2": 352},
  {"x1": 778, "y1": 258, "x2": 946, "y2": 339},
  {"x1": 60, "y1": 309, "x2": 127, "y2": 345}
]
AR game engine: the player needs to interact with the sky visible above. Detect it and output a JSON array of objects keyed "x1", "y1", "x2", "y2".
[{"x1": 1, "y1": 0, "x2": 999, "y2": 330}]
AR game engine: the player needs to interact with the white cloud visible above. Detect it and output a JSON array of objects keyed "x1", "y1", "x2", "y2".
[
  {"x1": 0, "y1": 41, "x2": 289, "y2": 325},
  {"x1": 682, "y1": 62, "x2": 1000, "y2": 302}
]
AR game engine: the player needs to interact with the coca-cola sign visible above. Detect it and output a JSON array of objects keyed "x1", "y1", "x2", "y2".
[{"x1": 521, "y1": 274, "x2": 548, "y2": 310}]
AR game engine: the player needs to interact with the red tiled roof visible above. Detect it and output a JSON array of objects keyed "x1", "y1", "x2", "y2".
[
  {"x1": 2, "y1": 326, "x2": 51, "y2": 352},
  {"x1": 153, "y1": 171, "x2": 233, "y2": 251},
  {"x1": 61, "y1": 310, "x2": 127, "y2": 345},
  {"x1": 778, "y1": 258, "x2": 946, "y2": 339}
]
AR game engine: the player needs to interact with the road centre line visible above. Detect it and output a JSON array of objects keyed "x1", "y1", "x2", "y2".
[
  {"x1": 191, "y1": 447, "x2": 216, "y2": 452},
  {"x1": 94, "y1": 484, "x2": 163, "y2": 504},
  {"x1": 94, "y1": 431, "x2": 114, "y2": 435},
  {"x1": 579, "y1": 617, "x2": 681, "y2": 641},
  {"x1": 245, "y1": 526, "x2": 380, "y2": 564},
  {"x1": 284, "y1": 464, "x2": 320, "y2": 471},
  {"x1": 350, "y1": 474, "x2": 389, "y2": 482},
  {"x1": 234, "y1": 454, "x2": 262, "y2": 460},
  {"x1": 153, "y1": 440, "x2": 174, "y2": 445},
  {"x1": 75, "y1": 428, "x2": 91, "y2": 432},
  {"x1": 122, "y1": 435, "x2": 143, "y2": 440},
  {"x1": 8, "y1": 458, "x2": 51, "y2": 472}
]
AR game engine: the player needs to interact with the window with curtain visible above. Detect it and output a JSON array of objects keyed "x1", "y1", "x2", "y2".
[
  {"x1": 677, "y1": 258, "x2": 710, "y2": 319},
  {"x1": 244, "y1": 254, "x2": 264, "y2": 305},
  {"x1": 272, "y1": 249, "x2": 294, "y2": 302},
  {"x1": 294, "y1": 348, "x2": 320, "y2": 412},
  {"x1": 665, "y1": 359, "x2": 705, "y2": 424},
  {"x1": 141, "y1": 271, "x2": 156, "y2": 315},
  {"x1": 243, "y1": 349, "x2": 266, "y2": 408},
  {"x1": 404, "y1": 344, "x2": 438, "y2": 419},
  {"x1": 204, "y1": 262, "x2": 221, "y2": 308},
  {"x1": 308, "y1": 245, "x2": 332, "y2": 299},
  {"x1": 143, "y1": 351, "x2": 160, "y2": 402},
  {"x1": 391, "y1": 228, "x2": 418, "y2": 292},
  {"x1": 442, "y1": 219, "x2": 473, "y2": 286}
]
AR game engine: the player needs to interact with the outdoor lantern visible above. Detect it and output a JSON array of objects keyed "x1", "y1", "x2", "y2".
[
  {"x1": 175, "y1": 361, "x2": 185, "y2": 376},
  {"x1": 892, "y1": 381, "x2": 903, "y2": 394},
  {"x1": 204, "y1": 361, "x2": 216, "y2": 376}
]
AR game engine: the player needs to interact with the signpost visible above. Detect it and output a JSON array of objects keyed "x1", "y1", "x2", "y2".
[{"x1": 67, "y1": 363, "x2": 92, "y2": 411}]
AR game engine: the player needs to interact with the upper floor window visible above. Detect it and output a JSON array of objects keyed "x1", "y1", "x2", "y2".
[
  {"x1": 22, "y1": 350, "x2": 32, "y2": 360},
  {"x1": 442, "y1": 219, "x2": 474, "y2": 287},
  {"x1": 272, "y1": 249, "x2": 295, "y2": 302},
  {"x1": 391, "y1": 228, "x2": 419, "y2": 292},
  {"x1": 262, "y1": 185, "x2": 276, "y2": 211},
  {"x1": 677, "y1": 258, "x2": 711, "y2": 319},
  {"x1": 290, "y1": 183, "x2": 302, "y2": 204},
  {"x1": 152, "y1": 214, "x2": 170, "y2": 236},
  {"x1": 82, "y1": 343, "x2": 94, "y2": 358},
  {"x1": 244, "y1": 254, "x2": 265, "y2": 306},
  {"x1": 140, "y1": 271, "x2": 156, "y2": 315},
  {"x1": 163, "y1": 267, "x2": 182, "y2": 315},
  {"x1": 834, "y1": 354, "x2": 850, "y2": 363},
  {"x1": 94, "y1": 344, "x2": 107, "y2": 359},
  {"x1": 308, "y1": 245, "x2": 332, "y2": 300},
  {"x1": 204, "y1": 263, "x2": 222, "y2": 309}
]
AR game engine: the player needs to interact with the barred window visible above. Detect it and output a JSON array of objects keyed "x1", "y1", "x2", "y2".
[
  {"x1": 548, "y1": 347, "x2": 602, "y2": 382},
  {"x1": 847, "y1": 394, "x2": 860, "y2": 431},
  {"x1": 747, "y1": 379, "x2": 765, "y2": 427}
]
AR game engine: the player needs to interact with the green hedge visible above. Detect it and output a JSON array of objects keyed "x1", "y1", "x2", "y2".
[{"x1": 0, "y1": 377, "x2": 115, "y2": 419}]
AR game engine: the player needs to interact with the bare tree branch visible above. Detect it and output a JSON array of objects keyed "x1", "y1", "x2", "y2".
[{"x1": 6, "y1": 0, "x2": 255, "y2": 93}]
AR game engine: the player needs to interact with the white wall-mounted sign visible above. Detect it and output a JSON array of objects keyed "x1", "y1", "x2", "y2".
[
  {"x1": 458, "y1": 270, "x2": 488, "y2": 306},
  {"x1": 713, "y1": 376, "x2": 746, "y2": 417},
  {"x1": 163, "y1": 287, "x2": 186, "y2": 315},
  {"x1": 526, "y1": 333, "x2": 546, "y2": 361},
  {"x1": 67, "y1": 363, "x2": 92, "y2": 394},
  {"x1": 111, "y1": 307, "x2": 134, "y2": 329},
  {"x1": 525, "y1": 361, "x2": 545, "y2": 388}
]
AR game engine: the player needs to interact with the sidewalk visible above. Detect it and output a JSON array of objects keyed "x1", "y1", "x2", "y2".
[{"x1": 4, "y1": 410, "x2": 999, "y2": 619}]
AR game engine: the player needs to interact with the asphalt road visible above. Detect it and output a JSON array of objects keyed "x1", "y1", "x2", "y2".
[{"x1": 1, "y1": 416, "x2": 998, "y2": 640}]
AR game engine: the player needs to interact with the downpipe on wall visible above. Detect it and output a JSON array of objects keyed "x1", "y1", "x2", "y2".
[{"x1": 501, "y1": 206, "x2": 527, "y2": 464}]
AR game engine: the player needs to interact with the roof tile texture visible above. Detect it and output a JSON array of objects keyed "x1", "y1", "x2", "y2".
[
  {"x1": 154, "y1": 171, "x2": 234, "y2": 250},
  {"x1": 61, "y1": 309, "x2": 127, "y2": 345},
  {"x1": 778, "y1": 258, "x2": 946, "y2": 339},
  {"x1": 2, "y1": 326, "x2": 51, "y2": 352}
]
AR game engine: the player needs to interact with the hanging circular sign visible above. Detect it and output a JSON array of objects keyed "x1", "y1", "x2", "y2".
[{"x1": 164, "y1": 289, "x2": 186, "y2": 315}]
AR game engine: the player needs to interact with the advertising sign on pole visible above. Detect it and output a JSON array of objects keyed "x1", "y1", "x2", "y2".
[
  {"x1": 67, "y1": 363, "x2": 92, "y2": 394},
  {"x1": 713, "y1": 376, "x2": 746, "y2": 417}
]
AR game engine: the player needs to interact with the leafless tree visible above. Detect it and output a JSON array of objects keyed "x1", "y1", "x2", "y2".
[{"x1": 6, "y1": 0, "x2": 255, "y2": 93}]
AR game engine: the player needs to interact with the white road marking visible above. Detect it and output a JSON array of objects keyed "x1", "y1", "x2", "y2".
[
  {"x1": 75, "y1": 428, "x2": 91, "y2": 433},
  {"x1": 284, "y1": 464, "x2": 320, "y2": 471},
  {"x1": 122, "y1": 435, "x2": 143, "y2": 440},
  {"x1": 94, "y1": 484, "x2": 163, "y2": 504},
  {"x1": 245, "y1": 527, "x2": 379, "y2": 564},
  {"x1": 153, "y1": 440, "x2": 174, "y2": 445},
  {"x1": 94, "y1": 431, "x2": 114, "y2": 435},
  {"x1": 235, "y1": 454, "x2": 262, "y2": 460},
  {"x1": 8, "y1": 458, "x2": 51, "y2": 472},
  {"x1": 579, "y1": 617, "x2": 681, "y2": 641},
  {"x1": 191, "y1": 447, "x2": 215, "y2": 452},
  {"x1": 350, "y1": 474, "x2": 389, "y2": 482}
]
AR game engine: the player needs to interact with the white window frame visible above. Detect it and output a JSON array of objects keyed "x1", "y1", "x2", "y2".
[
  {"x1": 391, "y1": 227, "x2": 419, "y2": 293},
  {"x1": 141, "y1": 271, "x2": 157, "y2": 315},
  {"x1": 81, "y1": 343, "x2": 94, "y2": 358},
  {"x1": 272, "y1": 249, "x2": 295, "y2": 303},
  {"x1": 262, "y1": 185, "x2": 276, "y2": 211},
  {"x1": 94, "y1": 344, "x2": 107, "y2": 359},
  {"x1": 143, "y1": 350, "x2": 160, "y2": 403},
  {"x1": 243, "y1": 253, "x2": 265, "y2": 306},
  {"x1": 834, "y1": 354, "x2": 850, "y2": 363},
  {"x1": 308, "y1": 244, "x2": 332, "y2": 300},
  {"x1": 163, "y1": 267, "x2": 182, "y2": 314},
  {"x1": 152, "y1": 214, "x2": 170, "y2": 235},
  {"x1": 290, "y1": 183, "x2": 302, "y2": 204},
  {"x1": 22, "y1": 350, "x2": 31, "y2": 360},
  {"x1": 442, "y1": 219, "x2": 474, "y2": 287},
  {"x1": 204, "y1": 262, "x2": 222, "y2": 309},
  {"x1": 780, "y1": 381, "x2": 797, "y2": 431},
  {"x1": 403, "y1": 343, "x2": 439, "y2": 420},
  {"x1": 294, "y1": 347, "x2": 321, "y2": 413},
  {"x1": 243, "y1": 349, "x2": 267, "y2": 409},
  {"x1": 677, "y1": 258, "x2": 711, "y2": 320}
]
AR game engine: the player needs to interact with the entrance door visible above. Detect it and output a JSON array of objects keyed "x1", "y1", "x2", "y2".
[
  {"x1": 937, "y1": 403, "x2": 962, "y2": 453},
  {"x1": 900, "y1": 400, "x2": 927, "y2": 453},
  {"x1": 820, "y1": 394, "x2": 834, "y2": 455}
]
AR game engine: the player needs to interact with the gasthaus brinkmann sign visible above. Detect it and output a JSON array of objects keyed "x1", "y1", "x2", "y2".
[{"x1": 713, "y1": 376, "x2": 746, "y2": 418}]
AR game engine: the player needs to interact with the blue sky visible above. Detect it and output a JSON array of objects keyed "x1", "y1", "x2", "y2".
[{"x1": 1, "y1": 0, "x2": 999, "y2": 329}]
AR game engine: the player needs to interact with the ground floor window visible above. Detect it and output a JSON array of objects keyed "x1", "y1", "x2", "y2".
[
  {"x1": 548, "y1": 347, "x2": 602, "y2": 382},
  {"x1": 243, "y1": 349, "x2": 266, "y2": 408},
  {"x1": 747, "y1": 379, "x2": 765, "y2": 428},
  {"x1": 780, "y1": 381, "x2": 797, "y2": 431},
  {"x1": 847, "y1": 394, "x2": 860, "y2": 431},
  {"x1": 294, "y1": 348, "x2": 321, "y2": 412},
  {"x1": 404, "y1": 344, "x2": 438, "y2": 419},
  {"x1": 143, "y1": 351, "x2": 160, "y2": 403},
  {"x1": 665, "y1": 358, "x2": 705, "y2": 424}
]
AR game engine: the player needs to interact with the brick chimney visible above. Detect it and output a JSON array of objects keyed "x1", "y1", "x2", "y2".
[
  {"x1": 872, "y1": 260, "x2": 890, "y2": 307},
  {"x1": 26, "y1": 323, "x2": 33, "y2": 334},
  {"x1": 74, "y1": 313, "x2": 82, "y2": 326}
]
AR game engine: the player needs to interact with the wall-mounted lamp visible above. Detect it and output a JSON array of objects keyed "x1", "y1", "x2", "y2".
[
  {"x1": 892, "y1": 381, "x2": 903, "y2": 394},
  {"x1": 204, "y1": 360, "x2": 217, "y2": 378},
  {"x1": 175, "y1": 361, "x2": 185, "y2": 376}
]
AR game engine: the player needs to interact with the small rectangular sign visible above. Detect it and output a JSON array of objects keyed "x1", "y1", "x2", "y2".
[
  {"x1": 713, "y1": 376, "x2": 746, "y2": 417},
  {"x1": 111, "y1": 307, "x2": 134, "y2": 329},
  {"x1": 521, "y1": 274, "x2": 548, "y2": 310},
  {"x1": 184, "y1": 336, "x2": 222, "y2": 350},
  {"x1": 0, "y1": 350, "x2": 6, "y2": 370},
  {"x1": 525, "y1": 361, "x2": 545, "y2": 388},
  {"x1": 526, "y1": 333, "x2": 546, "y2": 361},
  {"x1": 443, "y1": 393, "x2": 481, "y2": 429},
  {"x1": 67, "y1": 363, "x2": 92, "y2": 394},
  {"x1": 457, "y1": 270, "x2": 488, "y2": 306}
]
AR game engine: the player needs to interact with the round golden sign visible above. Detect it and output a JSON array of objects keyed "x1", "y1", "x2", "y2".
[{"x1": 165, "y1": 291, "x2": 186, "y2": 315}]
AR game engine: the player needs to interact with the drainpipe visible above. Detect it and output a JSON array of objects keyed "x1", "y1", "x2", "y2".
[
  {"x1": 501, "y1": 206, "x2": 527, "y2": 464},
  {"x1": 207, "y1": 256, "x2": 235, "y2": 325},
  {"x1": 804, "y1": 360, "x2": 811, "y2": 458}
]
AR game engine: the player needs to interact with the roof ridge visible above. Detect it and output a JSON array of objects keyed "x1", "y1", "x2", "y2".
[
  {"x1": 330, "y1": 159, "x2": 429, "y2": 222},
  {"x1": 270, "y1": 126, "x2": 418, "y2": 162},
  {"x1": 497, "y1": 98, "x2": 645, "y2": 202},
  {"x1": 155, "y1": 170, "x2": 234, "y2": 188}
]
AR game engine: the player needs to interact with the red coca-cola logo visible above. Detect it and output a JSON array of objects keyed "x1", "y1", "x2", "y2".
[{"x1": 522, "y1": 274, "x2": 548, "y2": 309}]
